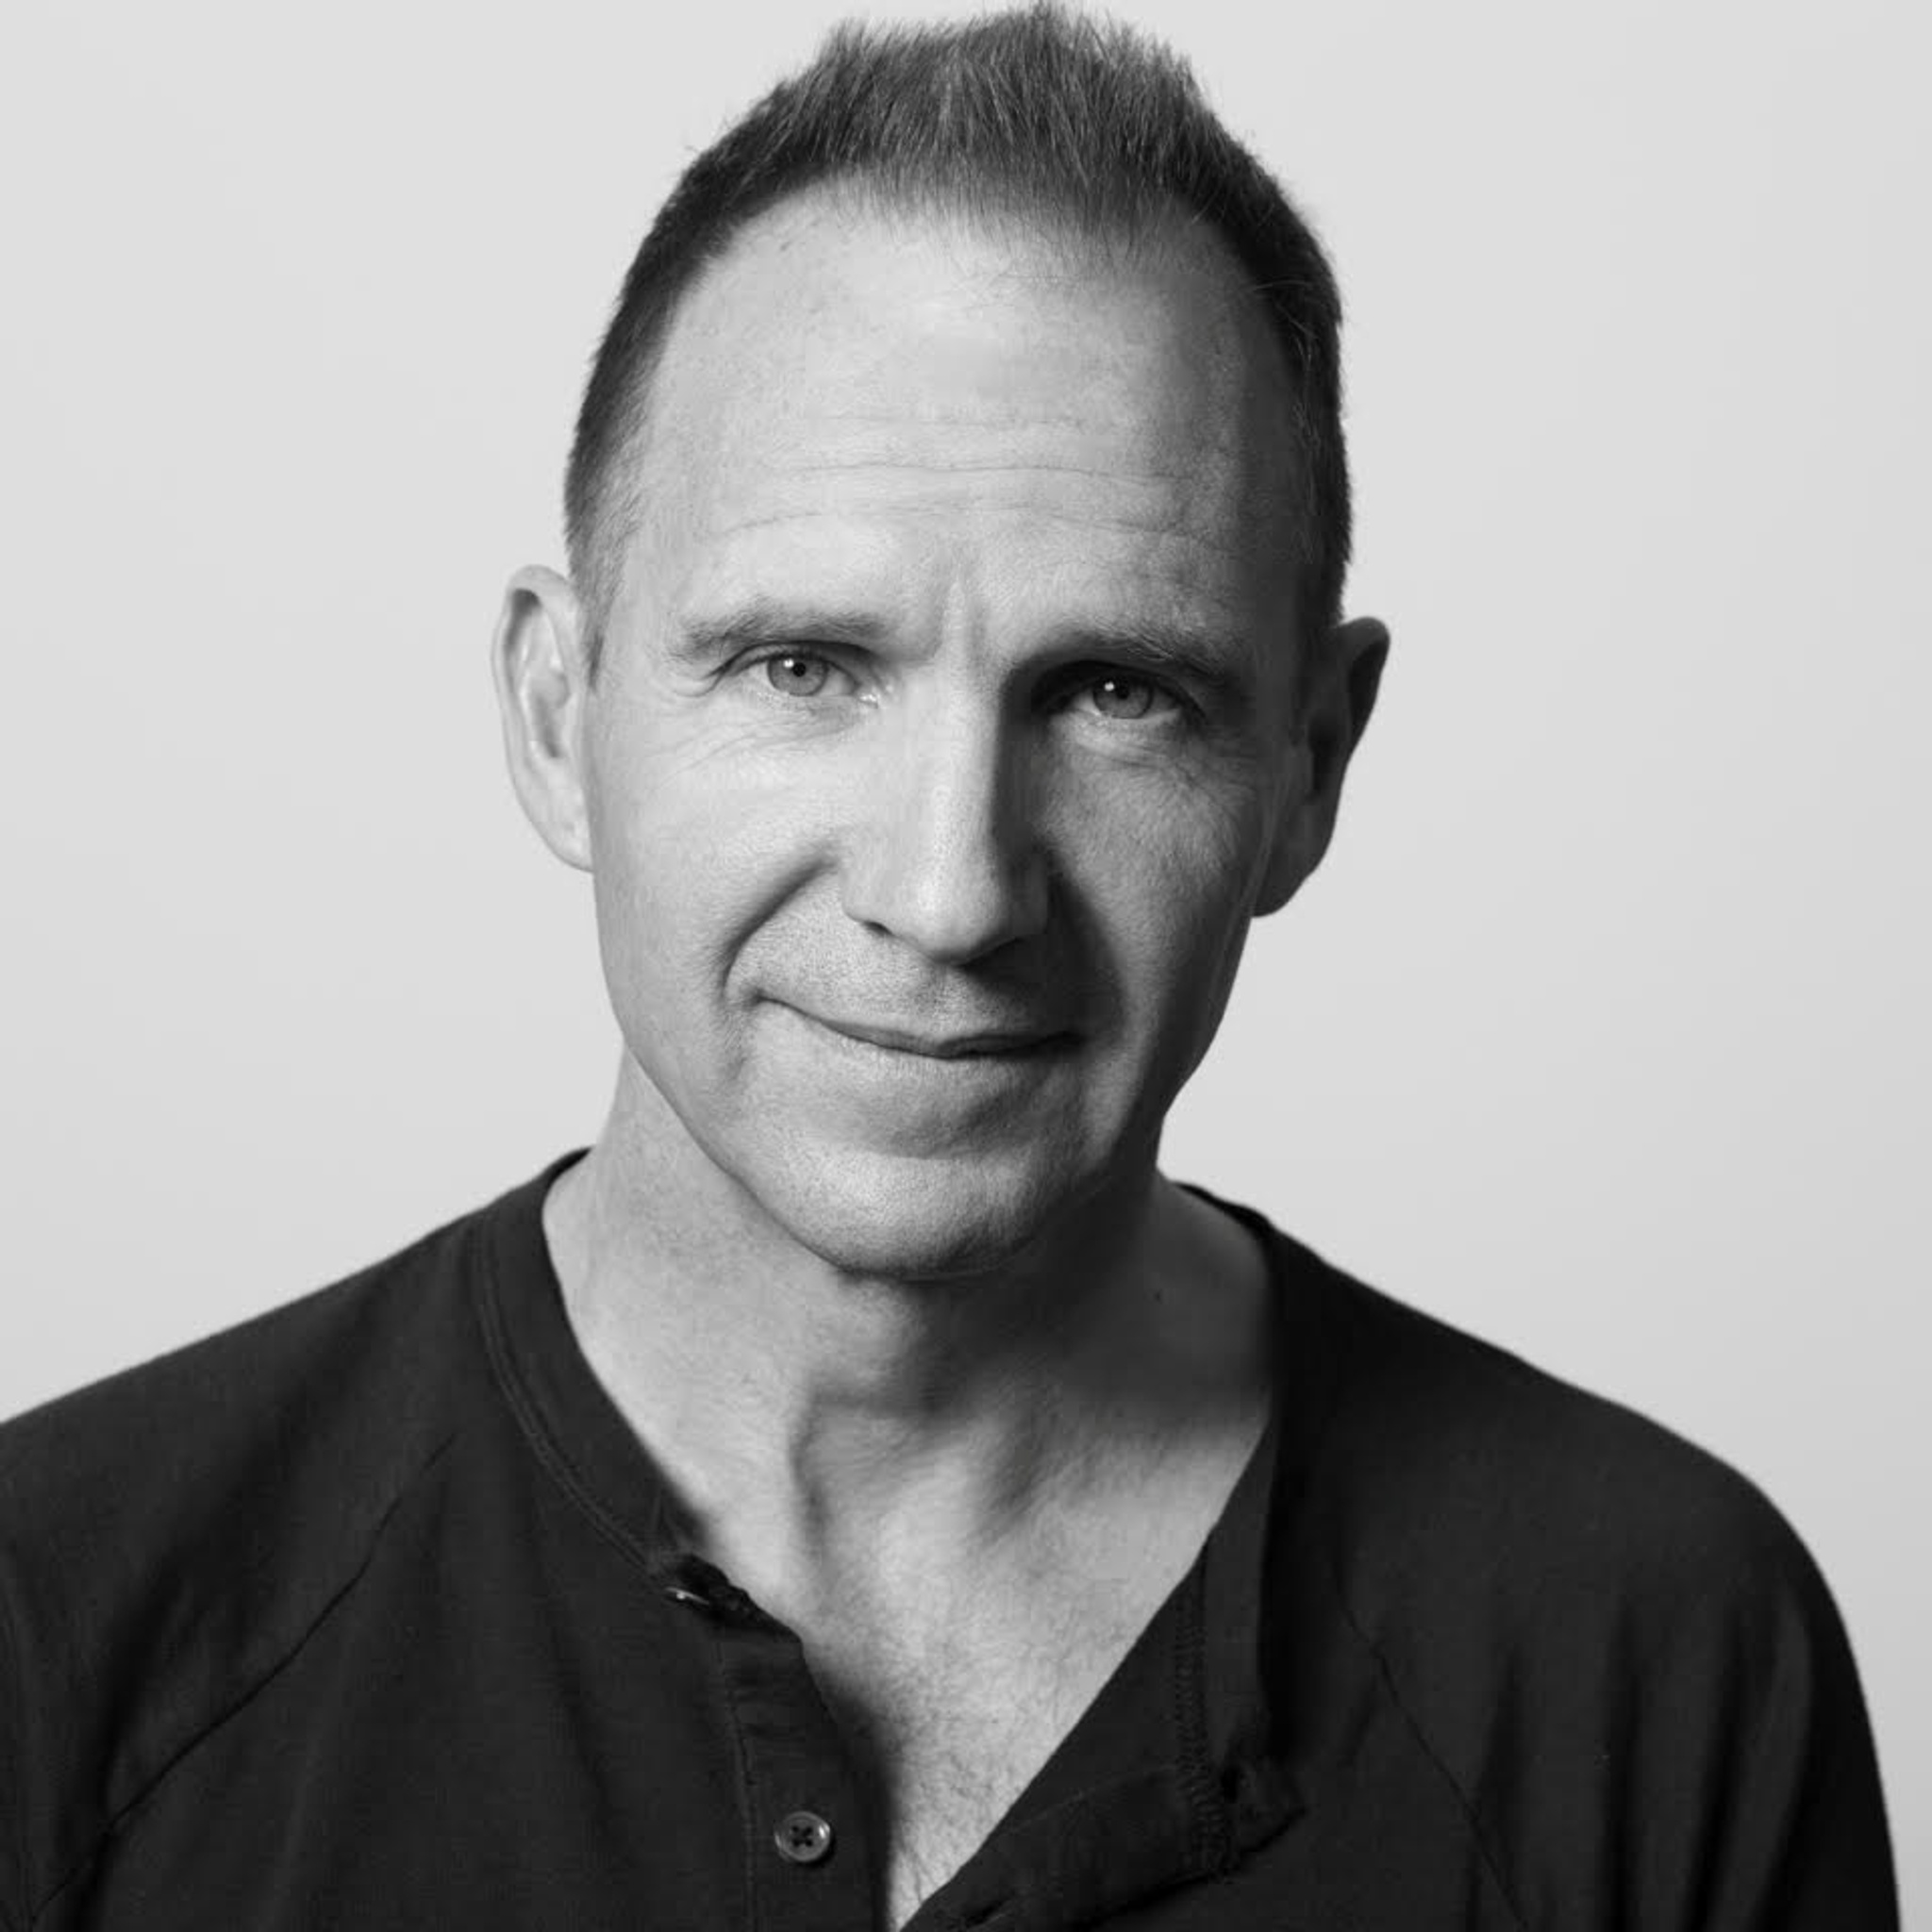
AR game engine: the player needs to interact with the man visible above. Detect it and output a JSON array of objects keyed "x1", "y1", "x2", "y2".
[{"x1": 0, "y1": 6, "x2": 1896, "y2": 1926}]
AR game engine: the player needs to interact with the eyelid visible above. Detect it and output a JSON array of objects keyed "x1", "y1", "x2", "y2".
[{"x1": 744, "y1": 642, "x2": 851, "y2": 673}]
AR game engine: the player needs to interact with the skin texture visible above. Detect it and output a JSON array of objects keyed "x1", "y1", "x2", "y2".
[{"x1": 492, "y1": 190, "x2": 1385, "y2": 1917}]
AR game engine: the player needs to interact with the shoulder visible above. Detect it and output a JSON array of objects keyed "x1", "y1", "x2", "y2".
[
  {"x1": 0, "y1": 1194, "x2": 488, "y2": 1559},
  {"x1": 0, "y1": 1181, "x2": 521, "y2": 1924},
  {"x1": 1275, "y1": 1238, "x2": 1894, "y2": 1914},
  {"x1": 1296, "y1": 1254, "x2": 1824, "y2": 1649}
]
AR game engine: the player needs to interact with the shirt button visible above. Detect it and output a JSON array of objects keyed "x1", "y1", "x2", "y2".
[{"x1": 773, "y1": 1810, "x2": 834, "y2": 1865}]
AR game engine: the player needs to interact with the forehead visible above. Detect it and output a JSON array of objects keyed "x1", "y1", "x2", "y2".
[{"x1": 616, "y1": 191, "x2": 1303, "y2": 643}]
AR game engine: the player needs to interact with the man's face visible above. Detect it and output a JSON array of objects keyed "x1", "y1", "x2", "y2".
[{"x1": 575, "y1": 193, "x2": 1322, "y2": 1277}]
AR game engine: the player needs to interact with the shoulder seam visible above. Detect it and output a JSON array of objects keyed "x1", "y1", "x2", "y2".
[
  {"x1": 1304, "y1": 1263, "x2": 1529, "y2": 1930},
  {"x1": 25, "y1": 1429, "x2": 461, "y2": 1925},
  {"x1": 1324, "y1": 1560, "x2": 1530, "y2": 1928}
]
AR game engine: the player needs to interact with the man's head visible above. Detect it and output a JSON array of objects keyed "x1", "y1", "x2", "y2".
[{"x1": 495, "y1": 6, "x2": 1386, "y2": 1280}]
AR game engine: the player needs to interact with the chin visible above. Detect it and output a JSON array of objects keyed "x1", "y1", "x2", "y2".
[{"x1": 750, "y1": 1138, "x2": 1103, "y2": 1284}]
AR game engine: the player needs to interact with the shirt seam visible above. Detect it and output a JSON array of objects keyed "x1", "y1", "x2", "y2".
[
  {"x1": 1323, "y1": 1570, "x2": 1530, "y2": 1926},
  {"x1": 24, "y1": 1430, "x2": 460, "y2": 1926},
  {"x1": 1170, "y1": 1562, "x2": 1228, "y2": 1874},
  {"x1": 470, "y1": 1216, "x2": 670, "y2": 1588},
  {"x1": 0, "y1": 1580, "x2": 25, "y2": 1932},
  {"x1": 1308, "y1": 1272, "x2": 1530, "y2": 1929}
]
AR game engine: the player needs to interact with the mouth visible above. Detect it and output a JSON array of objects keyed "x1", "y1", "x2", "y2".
[{"x1": 793, "y1": 1010, "x2": 1074, "y2": 1060}]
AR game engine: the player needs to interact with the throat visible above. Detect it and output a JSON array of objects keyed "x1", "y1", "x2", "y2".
[
  {"x1": 791, "y1": 1526, "x2": 1197, "y2": 1931},
  {"x1": 813, "y1": 1627, "x2": 1091, "y2": 1926},
  {"x1": 766, "y1": 1364, "x2": 1272, "y2": 1929}
]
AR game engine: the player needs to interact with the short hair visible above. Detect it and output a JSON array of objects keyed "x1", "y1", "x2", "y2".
[{"x1": 566, "y1": 2, "x2": 1350, "y2": 679}]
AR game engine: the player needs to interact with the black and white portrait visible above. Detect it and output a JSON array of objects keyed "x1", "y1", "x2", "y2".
[{"x1": 1, "y1": 3, "x2": 1917, "y2": 1924}]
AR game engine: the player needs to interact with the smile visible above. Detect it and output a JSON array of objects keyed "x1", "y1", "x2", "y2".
[{"x1": 784, "y1": 1008, "x2": 1073, "y2": 1061}]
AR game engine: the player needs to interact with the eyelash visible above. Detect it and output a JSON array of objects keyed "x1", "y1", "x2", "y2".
[{"x1": 743, "y1": 650, "x2": 1189, "y2": 724}]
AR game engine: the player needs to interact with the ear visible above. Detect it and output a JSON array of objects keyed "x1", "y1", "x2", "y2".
[
  {"x1": 491, "y1": 565, "x2": 595, "y2": 873},
  {"x1": 1256, "y1": 615, "x2": 1389, "y2": 916}
]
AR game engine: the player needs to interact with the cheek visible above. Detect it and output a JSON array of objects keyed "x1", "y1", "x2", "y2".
[
  {"x1": 583, "y1": 724, "x2": 849, "y2": 1010},
  {"x1": 1058, "y1": 764, "x2": 1270, "y2": 1011}
]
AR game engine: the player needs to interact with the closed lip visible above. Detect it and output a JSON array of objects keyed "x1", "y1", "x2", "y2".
[{"x1": 796, "y1": 1009, "x2": 1072, "y2": 1059}]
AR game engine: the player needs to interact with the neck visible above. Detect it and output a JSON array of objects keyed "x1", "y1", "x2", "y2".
[{"x1": 543, "y1": 1057, "x2": 1271, "y2": 1612}]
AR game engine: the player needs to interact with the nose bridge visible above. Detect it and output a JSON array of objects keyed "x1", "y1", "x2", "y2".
[{"x1": 841, "y1": 686, "x2": 1047, "y2": 961}]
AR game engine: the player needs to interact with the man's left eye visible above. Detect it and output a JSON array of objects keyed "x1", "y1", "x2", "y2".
[
  {"x1": 1077, "y1": 674, "x2": 1175, "y2": 722},
  {"x1": 759, "y1": 650, "x2": 851, "y2": 698}
]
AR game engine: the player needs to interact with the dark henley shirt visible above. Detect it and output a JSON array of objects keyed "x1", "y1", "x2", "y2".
[{"x1": 0, "y1": 1154, "x2": 1898, "y2": 1927}]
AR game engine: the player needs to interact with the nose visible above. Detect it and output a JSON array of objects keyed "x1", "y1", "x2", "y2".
[{"x1": 840, "y1": 704, "x2": 1049, "y2": 964}]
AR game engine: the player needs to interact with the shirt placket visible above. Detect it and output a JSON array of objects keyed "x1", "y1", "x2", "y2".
[{"x1": 658, "y1": 1554, "x2": 879, "y2": 1931}]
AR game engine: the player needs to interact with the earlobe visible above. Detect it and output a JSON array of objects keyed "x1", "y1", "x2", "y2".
[
  {"x1": 491, "y1": 566, "x2": 596, "y2": 874},
  {"x1": 1255, "y1": 615, "x2": 1390, "y2": 917}
]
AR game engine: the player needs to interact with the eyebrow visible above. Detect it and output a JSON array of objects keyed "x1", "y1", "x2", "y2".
[
  {"x1": 671, "y1": 599, "x2": 891, "y2": 663},
  {"x1": 671, "y1": 599, "x2": 1255, "y2": 693}
]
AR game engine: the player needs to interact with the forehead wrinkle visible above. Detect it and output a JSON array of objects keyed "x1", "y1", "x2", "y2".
[
  {"x1": 685, "y1": 503, "x2": 1258, "y2": 580},
  {"x1": 691, "y1": 493, "x2": 1282, "y2": 582},
  {"x1": 687, "y1": 441, "x2": 1271, "y2": 533},
  {"x1": 669, "y1": 458, "x2": 1301, "y2": 593},
  {"x1": 774, "y1": 457, "x2": 1202, "y2": 486},
  {"x1": 693, "y1": 477, "x2": 1210, "y2": 533},
  {"x1": 721, "y1": 401, "x2": 1234, "y2": 480}
]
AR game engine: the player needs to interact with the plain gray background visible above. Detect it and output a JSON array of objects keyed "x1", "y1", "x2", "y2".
[{"x1": 3, "y1": 0, "x2": 1924, "y2": 1901}]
